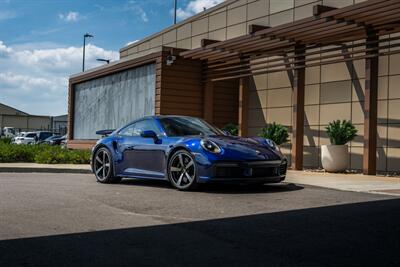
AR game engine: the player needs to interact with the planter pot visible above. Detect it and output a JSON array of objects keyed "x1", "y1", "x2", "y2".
[{"x1": 321, "y1": 144, "x2": 349, "y2": 172}]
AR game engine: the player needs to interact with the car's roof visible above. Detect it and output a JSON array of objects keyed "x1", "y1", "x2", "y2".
[{"x1": 152, "y1": 115, "x2": 198, "y2": 119}]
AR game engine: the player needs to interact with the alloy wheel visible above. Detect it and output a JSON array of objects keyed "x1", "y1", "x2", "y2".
[
  {"x1": 169, "y1": 151, "x2": 196, "y2": 189},
  {"x1": 94, "y1": 149, "x2": 111, "y2": 181}
]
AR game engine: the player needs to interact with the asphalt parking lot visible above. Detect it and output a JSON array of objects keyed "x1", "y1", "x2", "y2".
[{"x1": 0, "y1": 172, "x2": 399, "y2": 267}]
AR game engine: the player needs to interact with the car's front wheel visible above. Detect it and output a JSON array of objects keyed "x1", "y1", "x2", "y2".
[
  {"x1": 93, "y1": 147, "x2": 121, "y2": 184},
  {"x1": 168, "y1": 150, "x2": 198, "y2": 191}
]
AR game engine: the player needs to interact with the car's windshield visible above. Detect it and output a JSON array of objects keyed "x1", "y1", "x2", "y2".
[{"x1": 158, "y1": 117, "x2": 223, "y2": 137}]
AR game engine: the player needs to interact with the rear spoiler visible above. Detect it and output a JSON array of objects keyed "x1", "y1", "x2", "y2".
[{"x1": 95, "y1": 129, "x2": 115, "y2": 136}]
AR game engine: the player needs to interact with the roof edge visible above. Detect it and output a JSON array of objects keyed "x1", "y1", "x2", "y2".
[{"x1": 119, "y1": 0, "x2": 237, "y2": 53}]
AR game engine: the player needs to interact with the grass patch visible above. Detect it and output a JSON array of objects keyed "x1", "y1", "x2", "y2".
[{"x1": 0, "y1": 143, "x2": 90, "y2": 164}]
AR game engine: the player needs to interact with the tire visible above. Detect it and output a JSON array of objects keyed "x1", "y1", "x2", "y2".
[
  {"x1": 168, "y1": 149, "x2": 198, "y2": 191},
  {"x1": 93, "y1": 147, "x2": 121, "y2": 184}
]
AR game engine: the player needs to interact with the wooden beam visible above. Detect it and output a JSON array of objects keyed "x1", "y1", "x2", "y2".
[
  {"x1": 67, "y1": 83, "x2": 74, "y2": 141},
  {"x1": 201, "y1": 39, "x2": 220, "y2": 47},
  {"x1": 313, "y1": 4, "x2": 337, "y2": 16},
  {"x1": 291, "y1": 45, "x2": 306, "y2": 170},
  {"x1": 363, "y1": 31, "x2": 379, "y2": 175},
  {"x1": 238, "y1": 77, "x2": 249, "y2": 137},
  {"x1": 248, "y1": 24, "x2": 270, "y2": 34},
  {"x1": 203, "y1": 81, "x2": 214, "y2": 123}
]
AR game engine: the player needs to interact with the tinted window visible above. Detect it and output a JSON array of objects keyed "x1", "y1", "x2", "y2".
[
  {"x1": 119, "y1": 119, "x2": 160, "y2": 137},
  {"x1": 39, "y1": 132, "x2": 52, "y2": 140},
  {"x1": 158, "y1": 117, "x2": 223, "y2": 137},
  {"x1": 25, "y1": 133, "x2": 36, "y2": 138}
]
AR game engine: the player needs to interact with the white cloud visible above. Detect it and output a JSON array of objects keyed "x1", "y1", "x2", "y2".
[
  {"x1": 124, "y1": 1, "x2": 149, "y2": 22},
  {"x1": 58, "y1": 11, "x2": 84, "y2": 22},
  {"x1": 176, "y1": 0, "x2": 225, "y2": 20},
  {"x1": 0, "y1": 41, "x2": 119, "y2": 115}
]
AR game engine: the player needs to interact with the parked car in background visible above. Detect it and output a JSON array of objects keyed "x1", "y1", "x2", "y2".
[
  {"x1": 12, "y1": 132, "x2": 37, "y2": 145},
  {"x1": 35, "y1": 131, "x2": 53, "y2": 143},
  {"x1": 39, "y1": 135, "x2": 66, "y2": 145},
  {"x1": 2, "y1": 127, "x2": 16, "y2": 138}
]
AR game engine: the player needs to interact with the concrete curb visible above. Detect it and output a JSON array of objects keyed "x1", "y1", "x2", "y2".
[{"x1": 0, "y1": 167, "x2": 92, "y2": 174}]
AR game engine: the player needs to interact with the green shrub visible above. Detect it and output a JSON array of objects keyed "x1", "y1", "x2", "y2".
[
  {"x1": 0, "y1": 143, "x2": 90, "y2": 164},
  {"x1": 0, "y1": 137, "x2": 12, "y2": 144},
  {"x1": 259, "y1": 122, "x2": 289, "y2": 145},
  {"x1": 326, "y1": 120, "x2": 357, "y2": 145},
  {"x1": 222, "y1": 123, "x2": 238, "y2": 136}
]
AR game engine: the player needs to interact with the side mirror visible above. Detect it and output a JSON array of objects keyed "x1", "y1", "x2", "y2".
[{"x1": 140, "y1": 130, "x2": 159, "y2": 143}]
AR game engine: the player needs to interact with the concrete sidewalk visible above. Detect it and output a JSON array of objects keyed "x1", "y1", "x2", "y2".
[
  {"x1": 0, "y1": 163, "x2": 91, "y2": 174},
  {"x1": 286, "y1": 170, "x2": 400, "y2": 196}
]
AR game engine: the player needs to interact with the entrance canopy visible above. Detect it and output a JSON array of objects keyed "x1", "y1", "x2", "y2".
[{"x1": 180, "y1": 0, "x2": 400, "y2": 82}]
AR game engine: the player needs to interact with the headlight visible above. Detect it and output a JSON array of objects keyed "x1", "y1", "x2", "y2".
[
  {"x1": 265, "y1": 139, "x2": 279, "y2": 151},
  {"x1": 200, "y1": 139, "x2": 221, "y2": 153}
]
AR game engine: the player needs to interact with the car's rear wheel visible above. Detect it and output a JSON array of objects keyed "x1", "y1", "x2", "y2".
[
  {"x1": 93, "y1": 148, "x2": 121, "y2": 184},
  {"x1": 168, "y1": 150, "x2": 198, "y2": 191}
]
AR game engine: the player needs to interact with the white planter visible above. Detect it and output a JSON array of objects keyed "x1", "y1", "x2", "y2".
[{"x1": 321, "y1": 145, "x2": 349, "y2": 172}]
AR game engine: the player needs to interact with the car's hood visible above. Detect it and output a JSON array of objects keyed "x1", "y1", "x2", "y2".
[{"x1": 205, "y1": 135, "x2": 282, "y2": 161}]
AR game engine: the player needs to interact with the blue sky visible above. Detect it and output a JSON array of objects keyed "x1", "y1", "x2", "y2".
[{"x1": 0, "y1": 0, "x2": 224, "y2": 115}]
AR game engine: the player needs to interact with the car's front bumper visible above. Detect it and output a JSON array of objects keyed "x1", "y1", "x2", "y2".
[{"x1": 196, "y1": 158, "x2": 287, "y2": 184}]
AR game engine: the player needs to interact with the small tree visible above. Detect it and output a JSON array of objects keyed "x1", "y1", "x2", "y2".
[
  {"x1": 259, "y1": 122, "x2": 289, "y2": 145},
  {"x1": 222, "y1": 123, "x2": 238, "y2": 136},
  {"x1": 326, "y1": 120, "x2": 357, "y2": 145}
]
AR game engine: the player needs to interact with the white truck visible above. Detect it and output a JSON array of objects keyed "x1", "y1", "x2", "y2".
[{"x1": 2, "y1": 127, "x2": 16, "y2": 138}]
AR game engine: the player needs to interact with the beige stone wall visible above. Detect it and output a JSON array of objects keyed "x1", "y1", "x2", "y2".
[
  {"x1": 119, "y1": 0, "x2": 400, "y2": 172},
  {"x1": 247, "y1": 32, "x2": 400, "y2": 173},
  {"x1": 121, "y1": 0, "x2": 366, "y2": 59}
]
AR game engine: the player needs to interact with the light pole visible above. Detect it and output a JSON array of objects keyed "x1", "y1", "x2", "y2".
[
  {"x1": 173, "y1": 0, "x2": 177, "y2": 24},
  {"x1": 96, "y1": 58, "x2": 110, "y2": 64},
  {"x1": 82, "y1": 33, "x2": 93, "y2": 72}
]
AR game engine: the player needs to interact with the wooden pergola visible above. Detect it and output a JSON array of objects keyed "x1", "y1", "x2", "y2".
[{"x1": 180, "y1": 0, "x2": 400, "y2": 175}]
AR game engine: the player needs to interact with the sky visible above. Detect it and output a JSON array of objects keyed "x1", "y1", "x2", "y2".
[{"x1": 0, "y1": 0, "x2": 224, "y2": 116}]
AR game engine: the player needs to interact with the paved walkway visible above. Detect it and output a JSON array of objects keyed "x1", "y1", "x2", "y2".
[
  {"x1": 0, "y1": 163, "x2": 91, "y2": 173},
  {"x1": 0, "y1": 163, "x2": 399, "y2": 196},
  {"x1": 286, "y1": 170, "x2": 400, "y2": 196}
]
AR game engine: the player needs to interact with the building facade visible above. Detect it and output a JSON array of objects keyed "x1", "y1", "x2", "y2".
[
  {"x1": 0, "y1": 103, "x2": 52, "y2": 133},
  {"x1": 68, "y1": 0, "x2": 400, "y2": 174}
]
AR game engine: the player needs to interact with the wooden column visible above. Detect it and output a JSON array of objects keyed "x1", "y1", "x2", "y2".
[
  {"x1": 67, "y1": 83, "x2": 75, "y2": 141},
  {"x1": 203, "y1": 81, "x2": 214, "y2": 123},
  {"x1": 239, "y1": 77, "x2": 249, "y2": 137},
  {"x1": 291, "y1": 45, "x2": 306, "y2": 170},
  {"x1": 363, "y1": 31, "x2": 379, "y2": 175}
]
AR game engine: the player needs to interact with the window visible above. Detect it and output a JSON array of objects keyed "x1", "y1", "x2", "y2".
[
  {"x1": 119, "y1": 119, "x2": 160, "y2": 137},
  {"x1": 39, "y1": 132, "x2": 52, "y2": 140},
  {"x1": 25, "y1": 133, "x2": 36, "y2": 138},
  {"x1": 158, "y1": 117, "x2": 223, "y2": 137}
]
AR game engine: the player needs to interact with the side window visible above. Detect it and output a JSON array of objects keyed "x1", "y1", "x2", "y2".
[
  {"x1": 119, "y1": 123, "x2": 136, "y2": 137},
  {"x1": 119, "y1": 119, "x2": 160, "y2": 137},
  {"x1": 133, "y1": 119, "x2": 161, "y2": 136}
]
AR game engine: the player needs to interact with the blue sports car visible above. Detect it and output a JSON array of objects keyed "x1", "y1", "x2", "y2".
[{"x1": 91, "y1": 115, "x2": 287, "y2": 191}]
